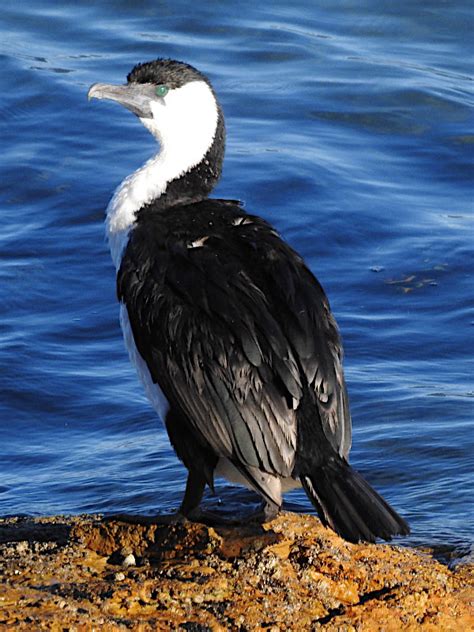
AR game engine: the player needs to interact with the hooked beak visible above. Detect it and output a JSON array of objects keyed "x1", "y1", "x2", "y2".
[{"x1": 88, "y1": 83, "x2": 154, "y2": 118}]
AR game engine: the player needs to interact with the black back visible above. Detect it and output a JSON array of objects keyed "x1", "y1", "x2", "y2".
[{"x1": 118, "y1": 199, "x2": 351, "y2": 490}]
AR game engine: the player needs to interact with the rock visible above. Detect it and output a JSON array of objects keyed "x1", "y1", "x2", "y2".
[
  {"x1": 122, "y1": 553, "x2": 136, "y2": 568},
  {"x1": 15, "y1": 541, "x2": 28, "y2": 555},
  {"x1": 0, "y1": 512, "x2": 472, "y2": 629}
]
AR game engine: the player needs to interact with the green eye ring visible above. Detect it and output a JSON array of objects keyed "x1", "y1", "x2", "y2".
[{"x1": 155, "y1": 84, "x2": 169, "y2": 98}]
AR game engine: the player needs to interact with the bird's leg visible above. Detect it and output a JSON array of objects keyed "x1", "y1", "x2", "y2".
[
  {"x1": 179, "y1": 469, "x2": 207, "y2": 517},
  {"x1": 105, "y1": 470, "x2": 280, "y2": 527},
  {"x1": 103, "y1": 470, "x2": 206, "y2": 526},
  {"x1": 181, "y1": 469, "x2": 235, "y2": 524}
]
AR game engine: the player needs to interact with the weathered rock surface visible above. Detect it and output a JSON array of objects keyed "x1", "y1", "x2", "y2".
[{"x1": 0, "y1": 512, "x2": 472, "y2": 630}]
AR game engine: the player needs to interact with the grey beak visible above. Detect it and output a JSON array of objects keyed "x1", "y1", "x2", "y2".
[{"x1": 88, "y1": 83, "x2": 154, "y2": 118}]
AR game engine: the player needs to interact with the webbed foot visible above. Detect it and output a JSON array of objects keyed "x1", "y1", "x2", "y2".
[{"x1": 185, "y1": 499, "x2": 280, "y2": 526}]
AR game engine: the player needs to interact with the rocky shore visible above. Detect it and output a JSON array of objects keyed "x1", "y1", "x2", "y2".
[{"x1": 0, "y1": 512, "x2": 472, "y2": 630}]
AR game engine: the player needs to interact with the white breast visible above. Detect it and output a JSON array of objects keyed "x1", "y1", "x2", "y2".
[
  {"x1": 120, "y1": 305, "x2": 169, "y2": 422},
  {"x1": 106, "y1": 151, "x2": 169, "y2": 268}
]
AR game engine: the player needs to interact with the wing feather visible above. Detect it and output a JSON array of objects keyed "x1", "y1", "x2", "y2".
[{"x1": 118, "y1": 201, "x2": 351, "y2": 488}]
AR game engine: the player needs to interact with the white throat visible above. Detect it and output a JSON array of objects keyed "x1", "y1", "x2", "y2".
[{"x1": 106, "y1": 80, "x2": 218, "y2": 267}]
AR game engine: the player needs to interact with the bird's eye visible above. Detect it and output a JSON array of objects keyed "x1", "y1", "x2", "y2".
[{"x1": 155, "y1": 85, "x2": 169, "y2": 97}]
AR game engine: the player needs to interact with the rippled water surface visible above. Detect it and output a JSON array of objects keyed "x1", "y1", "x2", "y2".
[{"x1": 1, "y1": 1, "x2": 472, "y2": 551}]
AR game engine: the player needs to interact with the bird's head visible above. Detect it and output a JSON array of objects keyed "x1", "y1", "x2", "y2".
[{"x1": 88, "y1": 59, "x2": 224, "y2": 173}]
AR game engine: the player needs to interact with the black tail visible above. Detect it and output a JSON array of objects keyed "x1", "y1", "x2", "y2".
[{"x1": 300, "y1": 456, "x2": 410, "y2": 543}]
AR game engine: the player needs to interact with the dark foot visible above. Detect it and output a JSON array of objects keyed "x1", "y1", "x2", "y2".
[
  {"x1": 184, "y1": 500, "x2": 280, "y2": 526},
  {"x1": 103, "y1": 500, "x2": 280, "y2": 527}
]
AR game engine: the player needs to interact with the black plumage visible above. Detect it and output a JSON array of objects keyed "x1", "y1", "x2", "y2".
[{"x1": 89, "y1": 58, "x2": 410, "y2": 543}]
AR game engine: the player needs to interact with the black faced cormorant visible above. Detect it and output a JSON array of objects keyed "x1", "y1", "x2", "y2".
[{"x1": 88, "y1": 59, "x2": 409, "y2": 542}]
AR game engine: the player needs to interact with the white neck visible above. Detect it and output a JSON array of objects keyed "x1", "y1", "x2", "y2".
[
  {"x1": 105, "y1": 80, "x2": 219, "y2": 268},
  {"x1": 106, "y1": 154, "x2": 166, "y2": 267}
]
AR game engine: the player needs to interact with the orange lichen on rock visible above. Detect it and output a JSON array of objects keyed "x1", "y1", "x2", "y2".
[{"x1": 0, "y1": 512, "x2": 472, "y2": 630}]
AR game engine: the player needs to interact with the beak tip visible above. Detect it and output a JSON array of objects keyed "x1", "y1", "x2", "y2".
[
  {"x1": 87, "y1": 83, "x2": 99, "y2": 101},
  {"x1": 85, "y1": 82, "x2": 152, "y2": 118}
]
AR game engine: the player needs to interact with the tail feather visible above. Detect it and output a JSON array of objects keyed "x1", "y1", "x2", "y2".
[{"x1": 301, "y1": 456, "x2": 410, "y2": 543}]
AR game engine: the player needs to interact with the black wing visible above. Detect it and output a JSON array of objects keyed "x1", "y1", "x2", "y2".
[{"x1": 118, "y1": 200, "x2": 351, "y2": 486}]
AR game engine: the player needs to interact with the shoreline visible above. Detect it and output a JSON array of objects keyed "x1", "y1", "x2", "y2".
[{"x1": 1, "y1": 512, "x2": 473, "y2": 629}]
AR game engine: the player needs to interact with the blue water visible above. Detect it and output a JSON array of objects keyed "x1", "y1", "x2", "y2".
[{"x1": 1, "y1": 1, "x2": 472, "y2": 552}]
